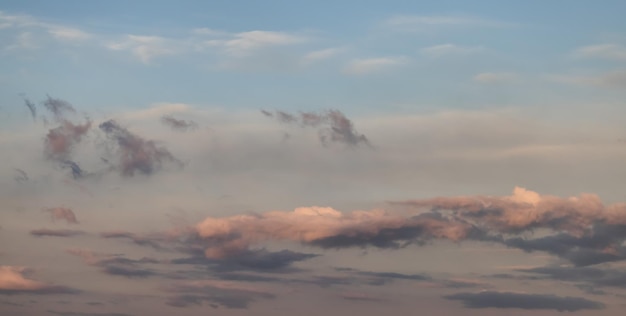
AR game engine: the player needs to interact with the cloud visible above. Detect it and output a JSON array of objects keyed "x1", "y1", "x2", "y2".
[
  {"x1": 391, "y1": 187, "x2": 626, "y2": 265},
  {"x1": 44, "y1": 207, "x2": 78, "y2": 224},
  {"x1": 343, "y1": 57, "x2": 408, "y2": 75},
  {"x1": 13, "y1": 168, "x2": 28, "y2": 182},
  {"x1": 518, "y1": 265, "x2": 626, "y2": 289},
  {"x1": 572, "y1": 44, "x2": 626, "y2": 61},
  {"x1": 160, "y1": 115, "x2": 198, "y2": 132},
  {"x1": 22, "y1": 97, "x2": 37, "y2": 121},
  {"x1": 44, "y1": 120, "x2": 92, "y2": 161},
  {"x1": 0, "y1": 266, "x2": 78, "y2": 295},
  {"x1": 38, "y1": 96, "x2": 92, "y2": 171},
  {"x1": 261, "y1": 109, "x2": 371, "y2": 147},
  {"x1": 301, "y1": 47, "x2": 343, "y2": 64},
  {"x1": 420, "y1": 44, "x2": 484, "y2": 57},
  {"x1": 163, "y1": 280, "x2": 275, "y2": 309},
  {"x1": 30, "y1": 229, "x2": 85, "y2": 238},
  {"x1": 43, "y1": 95, "x2": 77, "y2": 121},
  {"x1": 172, "y1": 249, "x2": 318, "y2": 272},
  {"x1": 473, "y1": 72, "x2": 518, "y2": 84},
  {"x1": 106, "y1": 35, "x2": 176, "y2": 64},
  {"x1": 100, "y1": 231, "x2": 163, "y2": 250},
  {"x1": 340, "y1": 292, "x2": 385, "y2": 302},
  {"x1": 98, "y1": 119, "x2": 182, "y2": 176},
  {"x1": 549, "y1": 70, "x2": 626, "y2": 89},
  {"x1": 194, "y1": 206, "x2": 471, "y2": 259},
  {"x1": 47, "y1": 311, "x2": 133, "y2": 316},
  {"x1": 391, "y1": 186, "x2": 618, "y2": 234},
  {"x1": 67, "y1": 249, "x2": 158, "y2": 279},
  {"x1": 47, "y1": 27, "x2": 91, "y2": 41},
  {"x1": 207, "y1": 30, "x2": 306, "y2": 56},
  {"x1": 444, "y1": 291, "x2": 604, "y2": 311}
]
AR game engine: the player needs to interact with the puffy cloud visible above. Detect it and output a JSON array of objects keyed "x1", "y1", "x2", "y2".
[
  {"x1": 392, "y1": 186, "x2": 616, "y2": 234},
  {"x1": 0, "y1": 266, "x2": 78, "y2": 295},
  {"x1": 444, "y1": 291, "x2": 604, "y2": 311},
  {"x1": 44, "y1": 207, "x2": 79, "y2": 224},
  {"x1": 194, "y1": 206, "x2": 472, "y2": 259}
]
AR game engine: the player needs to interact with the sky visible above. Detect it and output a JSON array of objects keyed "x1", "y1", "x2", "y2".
[{"x1": 1, "y1": 1, "x2": 626, "y2": 315}]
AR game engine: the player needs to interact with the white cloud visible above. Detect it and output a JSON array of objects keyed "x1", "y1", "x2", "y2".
[
  {"x1": 301, "y1": 47, "x2": 344, "y2": 64},
  {"x1": 106, "y1": 35, "x2": 177, "y2": 63},
  {"x1": 473, "y1": 72, "x2": 519, "y2": 84},
  {"x1": 421, "y1": 44, "x2": 484, "y2": 57},
  {"x1": 209, "y1": 30, "x2": 306, "y2": 56},
  {"x1": 572, "y1": 44, "x2": 626, "y2": 61},
  {"x1": 343, "y1": 57, "x2": 408, "y2": 75},
  {"x1": 0, "y1": 10, "x2": 91, "y2": 42},
  {"x1": 548, "y1": 70, "x2": 626, "y2": 88},
  {"x1": 191, "y1": 27, "x2": 229, "y2": 36},
  {"x1": 47, "y1": 26, "x2": 91, "y2": 41}
]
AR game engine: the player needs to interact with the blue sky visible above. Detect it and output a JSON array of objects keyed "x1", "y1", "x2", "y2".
[
  {"x1": 2, "y1": 0, "x2": 625, "y2": 114},
  {"x1": 2, "y1": 1, "x2": 626, "y2": 316}
]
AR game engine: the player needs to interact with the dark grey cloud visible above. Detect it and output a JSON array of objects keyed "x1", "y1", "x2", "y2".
[
  {"x1": 13, "y1": 168, "x2": 29, "y2": 182},
  {"x1": 30, "y1": 229, "x2": 85, "y2": 238},
  {"x1": 22, "y1": 97, "x2": 37, "y2": 121},
  {"x1": 172, "y1": 249, "x2": 318, "y2": 273},
  {"x1": 47, "y1": 310, "x2": 133, "y2": 316},
  {"x1": 503, "y1": 224, "x2": 626, "y2": 266},
  {"x1": 164, "y1": 282, "x2": 275, "y2": 309},
  {"x1": 518, "y1": 266, "x2": 626, "y2": 289},
  {"x1": 444, "y1": 291, "x2": 605, "y2": 311},
  {"x1": 340, "y1": 293, "x2": 386, "y2": 302},
  {"x1": 261, "y1": 109, "x2": 371, "y2": 147},
  {"x1": 0, "y1": 286, "x2": 80, "y2": 296},
  {"x1": 100, "y1": 231, "x2": 164, "y2": 250},
  {"x1": 335, "y1": 267, "x2": 429, "y2": 286},
  {"x1": 98, "y1": 119, "x2": 182, "y2": 176},
  {"x1": 43, "y1": 95, "x2": 76, "y2": 121},
  {"x1": 160, "y1": 115, "x2": 198, "y2": 132},
  {"x1": 67, "y1": 249, "x2": 159, "y2": 279},
  {"x1": 60, "y1": 160, "x2": 85, "y2": 180}
]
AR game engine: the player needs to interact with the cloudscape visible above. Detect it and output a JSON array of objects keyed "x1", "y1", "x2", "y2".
[{"x1": 1, "y1": 1, "x2": 626, "y2": 315}]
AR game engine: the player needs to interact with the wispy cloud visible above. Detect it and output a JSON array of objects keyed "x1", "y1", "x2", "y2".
[
  {"x1": 572, "y1": 44, "x2": 626, "y2": 61},
  {"x1": 301, "y1": 47, "x2": 344, "y2": 64},
  {"x1": 548, "y1": 70, "x2": 626, "y2": 89},
  {"x1": 473, "y1": 72, "x2": 519, "y2": 84},
  {"x1": 342, "y1": 56, "x2": 408, "y2": 75},
  {"x1": 444, "y1": 291, "x2": 604, "y2": 311},
  {"x1": 421, "y1": 44, "x2": 484, "y2": 57},
  {"x1": 206, "y1": 30, "x2": 306, "y2": 56},
  {"x1": 106, "y1": 35, "x2": 176, "y2": 63}
]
